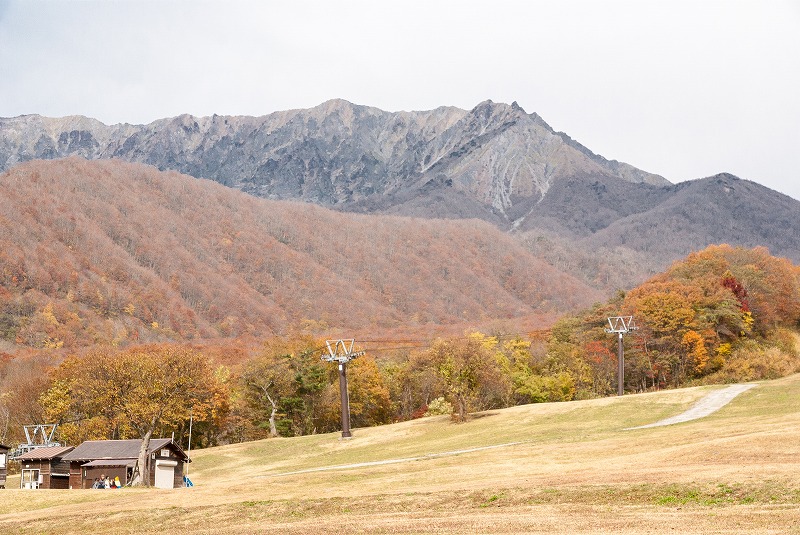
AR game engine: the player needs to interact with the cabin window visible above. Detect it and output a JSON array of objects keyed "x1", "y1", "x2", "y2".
[
  {"x1": 21, "y1": 469, "x2": 40, "y2": 489},
  {"x1": 161, "y1": 448, "x2": 170, "y2": 458},
  {"x1": 0, "y1": 453, "x2": 5, "y2": 468}
]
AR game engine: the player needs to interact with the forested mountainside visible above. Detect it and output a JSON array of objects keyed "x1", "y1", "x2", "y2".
[
  {"x1": 3, "y1": 100, "x2": 799, "y2": 282},
  {"x1": 0, "y1": 100, "x2": 666, "y2": 229},
  {"x1": 519, "y1": 172, "x2": 800, "y2": 291},
  {"x1": 581, "y1": 173, "x2": 800, "y2": 262},
  {"x1": 0, "y1": 158, "x2": 601, "y2": 351}
]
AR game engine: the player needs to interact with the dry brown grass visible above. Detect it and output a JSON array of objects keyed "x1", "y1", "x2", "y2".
[{"x1": 2, "y1": 374, "x2": 799, "y2": 534}]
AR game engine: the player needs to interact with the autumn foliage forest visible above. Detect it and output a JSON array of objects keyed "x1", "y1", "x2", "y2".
[{"x1": 0, "y1": 158, "x2": 799, "y2": 450}]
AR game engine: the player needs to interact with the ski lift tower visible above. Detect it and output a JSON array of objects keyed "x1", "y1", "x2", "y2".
[
  {"x1": 321, "y1": 339, "x2": 364, "y2": 439},
  {"x1": 605, "y1": 316, "x2": 637, "y2": 396},
  {"x1": 11, "y1": 424, "x2": 61, "y2": 459}
]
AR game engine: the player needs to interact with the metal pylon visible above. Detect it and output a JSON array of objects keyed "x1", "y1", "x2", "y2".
[
  {"x1": 605, "y1": 316, "x2": 637, "y2": 396},
  {"x1": 321, "y1": 339, "x2": 364, "y2": 438}
]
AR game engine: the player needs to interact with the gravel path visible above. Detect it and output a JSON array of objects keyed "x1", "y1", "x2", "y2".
[
  {"x1": 626, "y1": 383, "x2": 757, "y2": 430},
  {"x1": 267, "y1": 442, "x2": 523, "y2": 477}
]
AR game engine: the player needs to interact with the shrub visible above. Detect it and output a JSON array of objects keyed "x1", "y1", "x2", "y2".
[
  {"x1": 704, "y1": 340, "x2": 800, "y2": 383},
  {"x1": 424, "y1": 396, "x2": 453, "y2": 416}
]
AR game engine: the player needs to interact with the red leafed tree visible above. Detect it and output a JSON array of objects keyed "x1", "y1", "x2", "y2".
[{"x1": 721, "y1": 272, "x2": 750, "y2": 312}]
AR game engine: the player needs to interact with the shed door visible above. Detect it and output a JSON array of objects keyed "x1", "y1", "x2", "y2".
[
  {"x1": 21, "y1": 469, "x2": 40, "y2": 489},
  {"x1": 154, "y1": 460, "x2": 177, "y2": 489}
]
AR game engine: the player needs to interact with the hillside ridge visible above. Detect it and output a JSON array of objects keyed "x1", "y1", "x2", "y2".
[{"x1": 0, "y1": 157, "x2": 601, "y2": 351}]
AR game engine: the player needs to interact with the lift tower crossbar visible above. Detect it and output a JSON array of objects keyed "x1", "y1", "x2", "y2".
[
  {"x1": 605, "y1": 316, "x2": 637, "y2": 396},
  {"x1": 321, "y1": 339, "x2": 365, "y2": 438}
]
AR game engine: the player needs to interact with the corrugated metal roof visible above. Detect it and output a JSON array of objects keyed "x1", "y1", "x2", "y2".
[
  {"x1": 16, "y1": 445, "x2": 74, "y2": 460},
  {"x1": 61, "y1": 438, "x2": 179, "y2": 462},
  {"x1": 83, "y1": 458, "x2": 137, "y2": 468}
]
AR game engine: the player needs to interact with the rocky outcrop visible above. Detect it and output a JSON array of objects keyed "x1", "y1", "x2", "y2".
[{"x1": 0, "y1": 100, "x2": 668, "y2": 227}]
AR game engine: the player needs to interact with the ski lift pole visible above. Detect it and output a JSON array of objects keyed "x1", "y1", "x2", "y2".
[
  {"x1": 322, "y1": 339, "x2": 365, "y2": 439},
  {"x1": 605, "y1": 316, "x2": 638, "y2": 396},
  {"x1": 617, "y1": 330, "x2": 624, "y2": 396},
  {"x1": 338, "y1": 360, "x2": 352, "y2": 438}
]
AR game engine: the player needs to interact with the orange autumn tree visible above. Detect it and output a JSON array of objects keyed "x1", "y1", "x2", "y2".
[
  {"x1": 537, "y1": 245, "x2": 800, "y2": 395},
  {"x1": 40, "y1": 345, "x2": 227, "y2": 486},
  {"x1": 345, "y1": 355, "x2": 393, "y2": 428},
  {"x1": 624, "y1": 245, "x2": 800, "y2": 384},
  {"x1": 682, "y1": 330, "x2": 710, "y2": 374}
]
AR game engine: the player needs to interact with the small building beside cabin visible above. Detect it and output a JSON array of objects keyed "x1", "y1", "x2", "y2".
[
  {"x1": 0, "y1": 444, "x2": 9, "y2": 488},
  {"x1": 61, "y1": 438, "x2": 189, "y2": 489},
  {"x1": 16, "y1": 446, "x2": 75, "y2": 489}
]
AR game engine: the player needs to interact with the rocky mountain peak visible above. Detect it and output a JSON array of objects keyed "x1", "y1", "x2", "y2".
[{"x1": 0, "y1": 100, "x2": 669, "y2": 227}]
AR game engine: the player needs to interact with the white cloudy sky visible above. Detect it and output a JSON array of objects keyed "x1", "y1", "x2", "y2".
[{"x1": 1, "y1": 0, "x2": 799, "y2": 200}]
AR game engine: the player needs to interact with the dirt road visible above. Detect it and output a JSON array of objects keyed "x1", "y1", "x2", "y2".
[{"x1": 626, "y1": 383, "x2": 757, "y2": 429}]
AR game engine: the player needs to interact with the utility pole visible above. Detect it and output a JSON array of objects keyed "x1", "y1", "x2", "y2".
[
  {"x1": 605, "y1": 316, "x2": 637, "y2": 396},
  {"x1": 186, "y1": 408, "x2": 193, "y2": 476},
  {"x1": 321, "y1": 339, "x2": 364, "y2": 439}
]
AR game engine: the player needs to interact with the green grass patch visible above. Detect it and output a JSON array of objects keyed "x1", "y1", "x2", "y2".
[{"x1": 521, "y1": 481, "x2": 800, "y2": 507}]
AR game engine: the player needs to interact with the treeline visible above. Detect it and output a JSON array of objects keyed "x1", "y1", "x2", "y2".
[
  {"x1": 0, "y1": 244, "x2": 798, "y2": 449},
  {"x1": 536, "y1": 244, "x2": 800, "y2": 397},
  {"x1": 0, "y1": 332, "x2": 621, "y2": 448}
]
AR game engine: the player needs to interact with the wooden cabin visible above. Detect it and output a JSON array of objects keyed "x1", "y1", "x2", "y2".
[
  {"x1": 16, "y1": 446, "x2": 75, "y2": 489},
  {"x1": 61, "y1": 438, "x2": 189, "y2": 489},
  {"x1": 0, "y1": 444, "x2": 8, "y2": 488}
]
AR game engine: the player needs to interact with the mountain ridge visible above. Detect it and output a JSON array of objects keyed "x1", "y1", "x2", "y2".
[
  {"x1": 2, "y1": 100, "x2": 799, "y2": 290},
  {"x1": 0, "y1": 100, "x2": 668, "y2": 229},
  {"x1": 581, "y1": 172, "x2": 800, "y2": 261}
]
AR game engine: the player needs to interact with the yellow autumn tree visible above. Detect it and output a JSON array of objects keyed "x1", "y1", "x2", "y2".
[
  {"x1": 40, "y1": 344, "x2": 227, "y2": 486},
  {"x1": 346, "y1": 355, "x2": 393, "y2": 428},
  {"x1": 428, "y1": 333, "x2": 506, "y2": 422}
]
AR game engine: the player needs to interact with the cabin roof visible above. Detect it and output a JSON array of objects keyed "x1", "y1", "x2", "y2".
[
  {"x1": 83, "y1": 458, "x2": 137, "y2": 468},
  {"x1": 15, "y1": 445, "x2": 75, "y2": 461},
  {"x1": 62, "y1": 439, "x2": 186, "y2": 462}
]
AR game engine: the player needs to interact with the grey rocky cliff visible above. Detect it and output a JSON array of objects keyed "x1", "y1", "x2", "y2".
[{"x1": 0, "y1": 100, "x2": 668, "y2": 228}]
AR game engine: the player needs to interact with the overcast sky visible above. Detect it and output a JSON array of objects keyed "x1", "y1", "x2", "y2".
[{"x1": 1, "y1": 0, "x2": 799, "y2": 200}]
